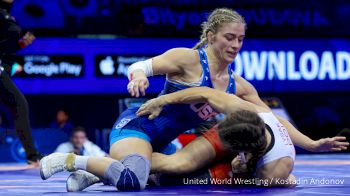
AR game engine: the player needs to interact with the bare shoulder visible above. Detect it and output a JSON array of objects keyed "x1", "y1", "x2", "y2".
[
  {"x1": 233, "y1": 73, "x2": 250, "y2": 87},
  {"x1": 152, "y1": 48, "x2": 199, "y2": 75},
  {"x1": 234, "y1": 73, "x2": 260, "y2": 97},
  {"x1": 163, "y1": 47, "x2": 199, "y2": 65}
]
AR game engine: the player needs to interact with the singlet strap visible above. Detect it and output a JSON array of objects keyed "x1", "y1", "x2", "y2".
[{"x1": 197, "y1": 48, "x2": 213, "y2": 87}]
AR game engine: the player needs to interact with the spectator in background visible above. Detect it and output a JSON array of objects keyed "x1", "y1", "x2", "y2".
[
  {"x1": 50, "y1": 109, "x2": 73, "y2": 134},
  {"x1": 55, "y1": 126, "x2": 107, "y2": 157}
]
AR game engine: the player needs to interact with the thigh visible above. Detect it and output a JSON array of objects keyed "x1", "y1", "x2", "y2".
[{"x1": 109, "y1": 137, "x2": 153, "y2": 162}]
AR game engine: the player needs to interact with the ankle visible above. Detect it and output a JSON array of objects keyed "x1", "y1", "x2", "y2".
[
  {"x1": 73, "y1": 154, "x2": 89, "y2": 171},
  {"x1": 65, "y1": 153, "x2": 77, "y2": 171}
]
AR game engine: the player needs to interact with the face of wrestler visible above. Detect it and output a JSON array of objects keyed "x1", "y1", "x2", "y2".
[{"x1": 209, "y1": 22, "x2": 245, "y2": 64}]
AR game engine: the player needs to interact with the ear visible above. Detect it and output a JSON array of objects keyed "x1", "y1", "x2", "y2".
[{"x1": 207, "y1": 31, "x2": 215, "y2": 44}]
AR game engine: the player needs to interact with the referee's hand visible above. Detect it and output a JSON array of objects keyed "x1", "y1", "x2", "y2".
[{"x1": 18, "y1": 32, "x2": 35, "y2": 48}]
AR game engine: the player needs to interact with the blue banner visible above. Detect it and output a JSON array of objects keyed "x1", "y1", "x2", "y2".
[{"x1": 14, "y1": 38, "x2": 350, "y2": 94}]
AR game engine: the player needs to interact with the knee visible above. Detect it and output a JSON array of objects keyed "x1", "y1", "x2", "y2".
[
  {"x1": 119, "y1": 154, "x2": 150, "y2": 190},
  {"x1": 104, "y1": 154, "x2": 150, "y2": 191},
  {"x1": 104, "y1": 161, "x2": 125, "y2": 188}
]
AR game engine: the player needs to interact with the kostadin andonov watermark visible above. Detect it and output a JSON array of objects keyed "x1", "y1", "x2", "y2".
[{"x1": 183, "y1": 177, "x2": 345, "y2": 186}]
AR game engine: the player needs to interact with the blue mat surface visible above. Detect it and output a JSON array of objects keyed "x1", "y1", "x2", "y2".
[{"x1": 1, "y1": 154, "x2": 350, "y2": 195}]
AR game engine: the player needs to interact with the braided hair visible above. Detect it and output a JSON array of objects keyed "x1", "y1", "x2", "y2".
[
  {"x1": 193, "y1": 8, "x2": 246, "y2": 49},
  {"x1": 217, "y1": 110, "x2": 267, "y2": 175}
]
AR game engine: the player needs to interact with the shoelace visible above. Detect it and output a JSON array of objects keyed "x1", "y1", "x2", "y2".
[{"x1": 48, "y1": 159, "x2": 67, "y2": 175}]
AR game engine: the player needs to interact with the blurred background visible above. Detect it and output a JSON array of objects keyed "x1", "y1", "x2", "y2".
[{"x1": 1, "y1": 0, "x2": 350, "y2": 162}]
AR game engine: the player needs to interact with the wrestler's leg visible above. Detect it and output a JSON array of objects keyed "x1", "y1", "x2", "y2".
[
  {"x1": 40, "y1": 137, "x2": 152, "y2": 191},
  {"x1": 63, "y1": 133, "x2": 216, "y2": 190},
  {"x1": 64, "y1": 133, "x2": 223, "y2": 190}
]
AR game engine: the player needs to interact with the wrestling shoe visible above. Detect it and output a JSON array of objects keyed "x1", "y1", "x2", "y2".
[
  {"x1": 66, "y1": 170, "x2": 101, "y2": 192},
  {"x1": 40, "y1": 153, "x2": 76, "y2": 180}
]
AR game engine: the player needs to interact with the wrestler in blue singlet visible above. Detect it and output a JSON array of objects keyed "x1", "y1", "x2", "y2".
[{"x1": 109, "y1": 48, "x2": 236, "y2": 153}]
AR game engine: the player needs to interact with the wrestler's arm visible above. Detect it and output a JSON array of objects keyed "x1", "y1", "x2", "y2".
[
  {"x1": 276, "y1": 117, "x2": 348, "y2": 152},
  {"x1": 137, "y1": 87, "x2": 261, "y2": 119},
  {"x1": 275, "y1": 117, "x2": 314, "y2": 150},
  {"x1": 235, "y1": 75, "x2": 348, "y2": 152},
  {"x1": 131, "y1": 48, "x2": 195, "y2": 77},
  {"x1": 152, "y1": 48, "x2": 198, "y2": 75},
  {"x1": 151, "y1": 136, "x2": 216, "y2": 174},
  {"x1": 234, "y1": 74, "x2": 270, "y2": 109},
  {"x1": 236, "y1": 76, "x2": 314, "y2": 148},
  {"x1": 128, "y1": 48, "x2": 198, "y2": 96}
]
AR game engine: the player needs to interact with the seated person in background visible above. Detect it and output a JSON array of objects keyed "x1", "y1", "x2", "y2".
[
  {"x1": 50, "y1": 109, "x2": 73, "y2": 133},
  {"x1": 55, "y1": 127, "x2": 107, "y2": 157}
]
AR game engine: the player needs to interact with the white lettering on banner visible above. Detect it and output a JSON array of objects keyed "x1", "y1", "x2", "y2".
[
  {"x1": 141, "y1": 7, "x2": 329, "y2": 30},
  {"x1": 117, "y1": 63, "x2": 128, "y2": 76},
  {"x1": 268, "y1": 51, "x2": 286, "y2": 80},
  {"x1": 233, "y1": 51, "x2": 350, "y2": 81},
  {"x1": 233, "y1": 53, "x2": 243, "y2": 76},
  {"x1": 60, "y1": 62, "x2": 82, "y2": 76},
  {"x1": 23, "y1": 62, "x2": 82, "y2": 76},
  {"x1": 24, "y1": 62, "x2": 59, "y2": 77},
  {"x1": 117, "y1": 56, "x2": 149, "y2": 77},
  {"x1": 24, "y1": 56, "x2": 50, "y2": 62},
  {"x1": 319, "y1": 52, "x2": 336, "y2": 80},
  {"x1": 241, "y1": 51, "x2": 268, "y2": 80},
  {"x1": 337, "y1": 52, "x2": 350, "y2": 80},
  {"x1": 287, "y1": 51, "x2": 301, "y2": 80},
  {"x1": 299, "y1": 51, "x2": 319, "y2": 80},
  {"x1": 118, "y1": 56, "x2": 148, "y2": 64}
]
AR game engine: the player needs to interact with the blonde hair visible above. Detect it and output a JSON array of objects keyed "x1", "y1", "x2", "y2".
[{"x1": 193, "y1": 8, "x2": 246, "y2": 49}]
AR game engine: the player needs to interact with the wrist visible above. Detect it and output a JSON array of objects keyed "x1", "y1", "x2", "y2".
[
  {"x1": 308, "y1": 140, "x2": 317, "y2": 152},
  {"x1": 157, "y1": 95, "x2": 168, "y2": 106},
  {"x1": 130, "y1": 70, "x2": 147, "y2": 80}
]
